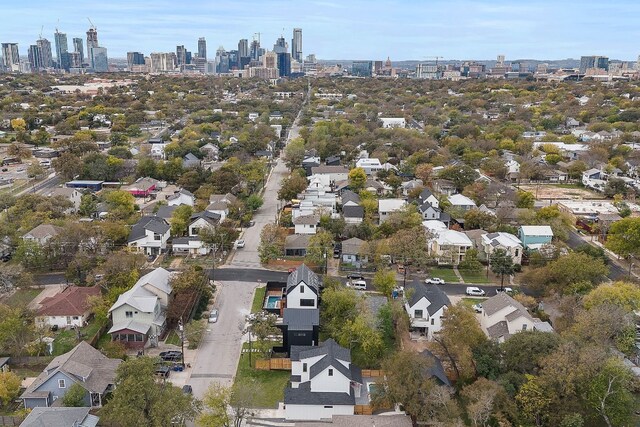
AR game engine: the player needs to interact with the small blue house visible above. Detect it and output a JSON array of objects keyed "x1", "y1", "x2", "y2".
[
  {"x1": 518, "y1": 225, "x2": 553, "y2": 250},
  {"x1": 21, "y1": 342, "x2": 121, "y2": 409}
]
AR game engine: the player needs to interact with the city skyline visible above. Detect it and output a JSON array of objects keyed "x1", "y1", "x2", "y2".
[{"x1": 1, "y1": 0, "x2": 640, "y2": 61}]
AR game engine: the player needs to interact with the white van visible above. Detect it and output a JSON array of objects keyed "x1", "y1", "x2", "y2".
[{"x1": 350, "y1": 279, "x2": 367, "y2": 290}]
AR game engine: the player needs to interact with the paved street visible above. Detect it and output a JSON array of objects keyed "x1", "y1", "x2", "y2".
[
  {"x1": 226, "y1": 110, "x2": 303, "y2": 270},
  {"x1": 187, "y1": 280, "x2": 258, "y2": 399}
]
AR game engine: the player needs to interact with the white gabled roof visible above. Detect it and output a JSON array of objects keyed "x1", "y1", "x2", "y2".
[
  {"x1": 422, "y1": 220, "x2": 448, "y2": 232},
  {"x1": 482, "y1": 232, "x2": 522, "y2": 248},
  {"x1": 378, "y1": 198, "x2": 406, "y2": 212},
  {"x1": 435, "y1": 229, "x2": 473, "y2": 246},
  {"x1": 108, "y1": 267, "x2": 172, "y2": 313},
  {"x1": 137, "y1": 267, "x2": 172, "y2": 295},
  {"x1": 519, "y1": 225, "x2": 553, "y2": 236},
  {"x1": 448, "y1": 194, "x2": 477, "y2": 207}
]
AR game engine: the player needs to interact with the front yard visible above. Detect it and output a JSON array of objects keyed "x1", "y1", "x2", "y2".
[
  {"x1": 0, "y1": 287, "x2": 42, "y2": 307},
  {"x1": 458, "y1": 269, "x2": 492, "y2": 283},
  {"x1": 233, "y1": 343, "x2": 290, "y2": 408},
  {"x1": 427, "y1": 267, "x2": 459, "y2": 283},
  {"x1": 251, "y1": 286, "x2": 267, "y2": 313}
]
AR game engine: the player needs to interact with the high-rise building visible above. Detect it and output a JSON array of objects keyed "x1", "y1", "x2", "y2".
[
  {"x1": 86, "y1": 28, "x2": 98, "y2": 54},
  {"x1": 37, "y1": 38, "x2": 53, "y2": 68},
  {"x1": 176, "y1": 45, "x2": 186, "y2": 66},
  {"x1": 198, "y1": 37, "x2": 207, "y2": 60},
  {"x1": 250, "y1": 39, "x2": 261, "y2": 60},
  {"x1": 149, "y1": 52, "x2": 177, "y2": 72},
  {"x1": 54, "y1": 30, "x2": 69, "y2": 70},
  {"x1": 91, "y1": 47, "x2": 108, "y2": 72},
  {"x1": 273, "y1": 36, "x2": 287, "y2": 54},
  {"x1": 497, "y1": 54, "x2": 505, "y2": 66},
  {"x1": 216, "y1": 46, "x2": 230, "y2": 73},
  {"x1": 276, "y1": 52, "x2": 291, "y2": 77},
  {"x1": 291, "y1": 28, "x2": 302, "y2": 62},
  {"x1": 73, "y1": 38, "x2": 84, "y2": 64},
  {"x1": 28, "y1": 45, "x2": 43, "y2": 71},
  {"x1": 351, "y1": 60, "x2": 373, "y2": 77},
  {"x1": 1, "y1": 43, "x2": 20, "y2": 72},
  {"x1": 238, "y1": 39, "x2": 249, "y2": 59},
  {"x1": 262, "y1": 51, "x2": 277, "y2": 69},
  {"x1": 127, "y1": 52, "x2": 145, "y2": 70},
  {"x1": 68, "y1": 51, "x2": 82, "y2": 69},
  {"x1": 579, "y1": 55, "x2": 609, "y2": 74}
]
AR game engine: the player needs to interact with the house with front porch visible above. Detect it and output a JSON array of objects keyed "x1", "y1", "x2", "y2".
[
  {"x1": 127, "y1": 216, "x2": 170, "y2": 256},
  {"x1": 404, "y1": 281, "x2": 450, "y2": 340},
  {"x1": 518, "y1": 225, "x2": 553, "y2": 250},
  {"x1": 285, "y1": 264, "x2": 320, "y2": 309},
  {"x1": 340, "y1": 237, "x2": 367, "y2": 268},
  {"x1": 108, "y1": 268, "x2": 173, "y2": 348},
  {"x1": 35, "y1": 286, "x2": 101, "y2": 330},
  {"x1": 21, "y1": 342, "x2": 121, "y2": 409}
]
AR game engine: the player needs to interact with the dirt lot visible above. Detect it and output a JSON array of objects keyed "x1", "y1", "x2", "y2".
[{"x1": 519, "y1": 184, "x2": 600, "y2": 200}]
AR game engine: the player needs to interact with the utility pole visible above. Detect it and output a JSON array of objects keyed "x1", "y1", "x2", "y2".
[{"x1": 178, "y1": 317, "x2": 185, "y2": 367}]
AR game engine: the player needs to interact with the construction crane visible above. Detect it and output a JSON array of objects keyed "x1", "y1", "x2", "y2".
[
  {"x1": 87, "y1": 17, "x2": 96, "y2": 30},
  {"x1": 39, "y1": 25, "x2": 43, "y2": 40}
]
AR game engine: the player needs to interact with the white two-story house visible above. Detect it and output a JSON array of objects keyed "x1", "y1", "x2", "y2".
[
  {"x1": 127, "y1": 216, "x2": 171, "y2": 256},
  {"x1": 481, "y1": 293, "x2": 553, "y2": 342},
  {"x1": 285, "y1": 339, "x2": 363, "y2": 420},
  {"x1": 108, "y1": 268, "x2": 173, "y2": 349},
  {"x1": 481, "y1": 232, "x2": 523, "y2": 265},
  {"x1": 173, "y1": 211, "x2": 221, "y2": 256},
  {"x1": 285, "y1": 264, "x2": 320, "y2": 309},
  {"x1": 404, "y1": 282, "x2": 450, "y2": 340},
  {"x1": 293, "y1": 214, "x2": 320, "y2": 235}
]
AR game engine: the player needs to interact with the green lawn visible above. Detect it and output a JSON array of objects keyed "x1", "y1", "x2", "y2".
[
  {"x1": 165, "y1": 329, "x2": 181, "y2": 346},
  {"x1": 428, "y1": 268, "x2": 460, "y2": 283},
  {"x1": 233, "y1": 343, "x2": 290, "y2": 408},
  {"x1": 1, "y1": 287, "x2": 42, "y2": 307},
  {"x1": 459, "y1": 270, "x2": 492, "y2": 283},
  {"x1": 52, "y1": 329, "x2": 78, "y2": 355},
  {"x1": 251, "y1": 286, "x2": 267, "y2": 313},
  {"x1": 460, "y1": 297, "x2": 487, "y2": 309}
]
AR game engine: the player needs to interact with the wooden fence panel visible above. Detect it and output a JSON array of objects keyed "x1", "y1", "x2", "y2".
[
  {"x1": 255, "y1": 358, "x2": 291, "y2": 371},
  {"x1": 361, "y1": 369, "x2": 385, "y2": 378},
  {"x1": 354, "y1": 405, "x2": 373, "y2": 415}
]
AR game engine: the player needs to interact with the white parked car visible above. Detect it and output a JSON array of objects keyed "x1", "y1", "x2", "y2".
[
  {"x1": 235, "y1": 240, "x2": 245, "y2": 249},
  {"x1": 349, "y1": 280, "x2": 367, "y2": 290},
  {"x1": 496, "y1": 287, "x2": 514, "y2": 294},
  {"x1": 425, "y1": 277, "x2": 445, "y2": 285},
  {"x1": 472, "y1": 303, "x2": 483, "y2": 313},
  {"x1": 465, "y1": 286, "x2": 486, "y2": 296},
  {"x1": 208, "y1": 309, "x2": 219, "y2": 323}
]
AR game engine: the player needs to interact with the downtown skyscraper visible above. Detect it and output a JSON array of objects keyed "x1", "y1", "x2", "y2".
[
  {"x1": 37, "y1": 38, "x2": 53, "y2": 68},
  {"x1": 291, "y1": 28, "x2": 302, "y2": 63},
  {"x1": 1, "y1": 43, "x2": 20, "y2": 72},
  {"x1": 73, "y1": 37, "x2": 84, "y2": 64},
  {"x1": 198, "y1": 37, "x2": 206, "y2": 60},
  {"x1": 54, "y1": 30, "x2": 69, "y2": 70}
]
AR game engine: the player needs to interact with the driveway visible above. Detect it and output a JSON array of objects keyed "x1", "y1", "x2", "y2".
[{"x1": 187, "y1": 281, "x2": 258, "y2": 399}]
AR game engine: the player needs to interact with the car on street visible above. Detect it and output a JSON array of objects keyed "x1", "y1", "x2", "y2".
[
  {"x1": 425, "y1": 277, "x2": 445, "y2": 285},
  {"x1": 465, "y1": 286, "x2": 486, "y2": 296},
  {"x1": 159, "y1": 351, "x2": 182, "y2": 362},
  {"x1": 472, "y1": 303, "x2": 483, "y2": 313},
  {"x1": 348, "y1": 279, "x2": 367, "y2": 290},
  {"x1": 182, "y1": 385, "x2": 193, "y2": 394},
  {"x1": 235, "y1": 239, "x2": 245, "y2": 249},
  {"x1": 208, "y1": 309, "x2": 219, "y2": 323},
  {"x1": 346, "y1": 273, "x2": 364, "y2": 281},
  {"x1": 495, "y1": 287, "x2": 514, "y2": 294}
]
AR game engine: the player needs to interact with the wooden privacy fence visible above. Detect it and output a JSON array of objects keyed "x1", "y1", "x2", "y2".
[
  {"x1": 354, "y1": 405, "x2": 373, "y2": 415},
  {"x1": 255, "y1": 358, "x2": 292, "y2": 371},
  {"x1": 361, "y1": 369, "x2": 385, "y2": 378},
  {"x1": 0, "y1": 416, "x2": 24, "y2": 426}
]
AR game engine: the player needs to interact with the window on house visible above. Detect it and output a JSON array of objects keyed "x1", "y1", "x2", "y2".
[
  {"x1": 191, "y1": 227, "x2": 199, "y2": 235},
  {"x1": 154, "y1": 233, "x2": 162, "y2": 241},
  {"x1": 58, "y1": 379, "x2": 66, "y2": 388},
  {"x1": 324, "y1": 406, "x2": 333, "y2": 408},
  {"x1": 522, "y1": 324, "x2": 528, "y2": 331},
  {"x1": 300, "y1": 299, "x2": 315, "y2": 307},
  {"x1": 431, "y1": 318, "x2": 435, "y2": 325},
  {"x1": 303, "y1": 363, "x2": 307, "y2": 373},
  {"x1": 72, "y1": 316, "x2": 79, "y2": 320},
  {"x1": 125, "y1": 311, "x2": 133, "y2": 318},
  {"x1": 309, "y1": 224, "x2": 315, "y2": 228},
  {"x1": 515, "y1": 249, "x2": 519, "y2": 257},
  {"x1": 300, "y1": 285, "x2": 304, "y2": 293},
  {"x1": 328, "y1": 369, "x2": 333, "y2": 376},
  {"x1": 414, "y1": 309, "x2": 424, "y2": 319}
]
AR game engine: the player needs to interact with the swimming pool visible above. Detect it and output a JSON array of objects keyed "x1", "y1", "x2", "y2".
[{"x1": 265, "y1": 295, "x2": 282, "y2": 309}]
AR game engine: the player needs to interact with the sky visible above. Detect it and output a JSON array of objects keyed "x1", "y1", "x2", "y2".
[{"x1": 2, "y1": 0, "x2": 640, "y2": 61}]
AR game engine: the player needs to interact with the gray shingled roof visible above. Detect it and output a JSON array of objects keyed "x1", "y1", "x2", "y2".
[
  {"x1": 190, "y1": 211, "x2": 221, "y2": 225},
  {"x1": 342, "y1": 205, "x2": 364, "y2": 219},
  {"x1": 155, "y1": 205, "x2": 177, "y2": 220},
  {"x1": 341, "y1": 237, "x2": 365, "y2": 255},
  {"x1": 284, "y1": 381, "x2": 354, "y2": 406},
  {"x1": 20, "y1": 407, "x2": 98, "y2": 427},
  {"x1": 419, "y1": 350, "x2": 451, "y2": 387},
  {"x1": 290, "y1": 339, "x2": 351, "y2": 363},
  {"x1": 293, "y1": 214, "x2": 320, "y2": 225},
  {"x1": 283, "y1": 308, "x2": 320, "y2": 331},
  {"x1": 128, "y1": 216, "x2": 170, "y2": 242},
  {"x1": 405, "y1": 281, "x2": 451, "y2": 315},
  {"x1": 419, "y1": 188, "x2": 434, "y2": 201},
  {"x1": 286, "y1": 264, "x2": 320, "y2": 294},
  {"x1": 285, "y1": 234, "x2": 312, "y2": 250},
  {"x1": 341, "y1": 190, "x2": 360, "y2": 205},
  {"x1": 487, "y1": 321, "x2": 510, "y2": 340},
  {"x1": 482, "y1": 292, "x2": 532, "y2": 319}
]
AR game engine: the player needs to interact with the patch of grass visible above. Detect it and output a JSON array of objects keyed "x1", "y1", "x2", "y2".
[
  {"x1": 251, "y1": 286, "x2": 267, "y2": 313},
  {"x1": 165, "y1": 329, "x2": 182, "y2": 346},
  {"x1": 428, "y1": 268, "x2": 460, "y2": 283},
  {"x1": 2, "y1": 288, "x2": 42, "y2": 307},
  {"x1": 459, "y1": 270, "x2": 492, "y2": 283},
  {"x1": 52, "y1": 329, "x2": 78, "y2": 355},
  {"x1": 460, "y1": 297, "x2": 487, "y2": 309},
  {"x1": 81, "y1": 319, "x2": 106, "y2": 341},
  {"x1": 96, "y1": 331, "x2": 112, "y2": 350},
  {"x1": 554, "y1": 183, "x2": 584, "y2": 189},
  {"x1": 233, "y1": 343, "x2": 290, "y2": 408}
]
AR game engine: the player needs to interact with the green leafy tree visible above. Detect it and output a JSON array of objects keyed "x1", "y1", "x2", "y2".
[
  {"x1": 523, "y1": 252, "x2": 608, "y2": 295},
  {"x1": 170, "y1": 205, "x2": 194, "y2": 236},
  {"x1": 516, "y1": 374, "x2": 553, "y2": 427},
  {"x1": 372, "y1": 269, "x2": 396, "y2": 296},
  {"x1": 320, "y1": 286, "x2": 360, "y2": 338},
  {"x1": 585, "y1": 358, "x2": 635, "y2": 427},
  {"x1": 27, "y1": 161, "x2": 46, "y2": 179},
  {"x1": 105, "y1": 190, "x2": 136, "y2": 220},
  {"x1": 197, "y1": 383, "x2": 232, "y2": 427},
  {"x1": 490, "y1": 249, "x2": 515, "y2": 288},
  {"x1": 605, "y1": 217, "x2": 640, "y2": 258},
  {"x1": 438, "y1": 165, "x2": 479, "y2": 191},
  {"x1": 79, "y1": 194, "x2": 98, "y2": 217},
  {"x1": 245, "y1": 194, "x2": 263, "y2": 212},
  {"x1": 458, "y1": 248, "x2": 483, "y2": 272},
  {"x1": 62, "y1": 382, "x2": 87, "y2": 407},
  {"x1": 258, "y1": 224, "x2": 287, "y2": 263},
  {"x1": 0, "y1": 306, "x2": 35, "y2": 357},
  {"x1": 463, "y1": 209, "x2": 497, "y2": 230},
  {"x1": 102, "y1": 357, "x2": 201, "y2": 427},
  {"x1": 283, "y1": 137, "x2": 305, "y2": 170},
  {"x1": 336, "y1": 314, "x2": 385, "y2": 367},
  {"x1": 305, "y1": 230, "x2": 334, "y2": 267},
  {"x1": 348, "y1": 167, "x2": 367, "y2": 192},
  {"x1": 516, "y1": 190, "x2": 535, "y2": 208},
  {"x1": 277, "y1": 173, "x2": 308, "y2": 201},
  {"x1": 583, "y1": 281, "x2": 640, "y2": 313},
  {"x1": 502, "y1": 330, "x2": 562, "y2": 374},
  {"x1": 0, "y1": 371, "x2": 22, "y2": 409},
  {"x1": 184, "y1": 319, "x2": 206, "y2": 349}
]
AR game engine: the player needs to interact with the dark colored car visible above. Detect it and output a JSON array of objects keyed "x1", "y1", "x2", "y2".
[
  {"x1": 155, "y1": 365, "x2": 170, "y2": 378},
  {"x1": 346, "y1": 273, "x2": 364, "y2": 281},
  {"x1": 159, "y1": 351, "x2": 182, "y2": 362},
  {"x1": 182, "y1": 384, "x2": 193, "y2": 394}
]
